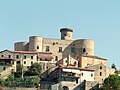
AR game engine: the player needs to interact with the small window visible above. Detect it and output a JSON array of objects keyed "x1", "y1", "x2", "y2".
[
  {"x1": 8, "y1": 55, "x2": 11, "y2": 58},
  {"x1": 81, "y1": 73, "x2": 83, "y2": 76},
  {"x1": 24, "y1": 56, "x2": 26, "y2": 59},
  {"x1": 100, "y1": 66, "x2": 102, "y2": 69},
  {"x1": 17, "y1": 61, "x2": 20, "y2": 64},
  {"x1": 16, "y1": 55, "x2": 19, "y2": 59},
  {"x1": 66, "y1": 60, "x2": 67, "y2": 63},
  {"x1": 46, "y1": 46, "x2": 50, "y2": 52},
  {"x1": 100, "y1": 72, "x2": 102, "y2": 76},
  {"x1": 24, "y1": 61, "x2": 26, "y2": 64},
  {"x1": 37, "y1": 46, "x2": 39, "y2": 49},
  {"x1": 45, "y1": 59, "x2": 48, "y2": 61},
  {"x1": 1, "y1": 55, "x2": 4, "y2": 57},
  {"x1": 31, "y1": 61, "x2": 33, "y2": 64},
  {"x1": 55, "y1": 56, "x2": 58, "y2": 61},
  {"x1": 40, "y1": 58, "x2": 42, "y2": 61},
  {"x1": 3, "y1": 67, "x2": 6, "y2": 70},
  {"x1": 37, "y1": 56, "x2": 38, "y2": 60},
  {"x1": 83, "y1": 48, "x2": 86, "y2": 53},
  {"x1": 91, "y1": 74, "x2": 93, "y2": 77},
  {"x1": 76, "y1": 78, "x2": 78, "y2": 84},
  {"x1": 59, "y1": 47, "x2": 62, "y2": 52},
  {"x1": 31, "y1": 56, "x2": 33, "y2": 59},
  {"x1": 27, "y1": 66, "x2": 30, "y2": 69}
]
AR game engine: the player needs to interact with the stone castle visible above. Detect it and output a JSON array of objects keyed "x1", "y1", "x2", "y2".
[{"x1": 0, "y1": 28, "x2": 115, "y2": 90}]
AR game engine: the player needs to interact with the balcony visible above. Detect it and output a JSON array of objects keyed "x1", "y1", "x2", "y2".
[{"x1": 62, "y1": 72, "x2": 80, "y2": 78}]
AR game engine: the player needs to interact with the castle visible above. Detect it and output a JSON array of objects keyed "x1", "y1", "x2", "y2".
[{"x1": 0, "y1": 28, "x2": 115, "y2": 90}]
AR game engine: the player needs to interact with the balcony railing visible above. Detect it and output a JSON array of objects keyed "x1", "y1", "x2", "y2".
[{"x1": 62, "y1": 72, "x2": 80, "y2": 78}]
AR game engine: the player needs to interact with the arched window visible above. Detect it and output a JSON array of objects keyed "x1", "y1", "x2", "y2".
[{"x1": 62, "y1": 86, "x2": 69, "y2": 90}]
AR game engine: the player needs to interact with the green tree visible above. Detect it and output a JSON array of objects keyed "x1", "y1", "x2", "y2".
[
  {"x1": 100, "y1": 74, "x2": 120, "y2": 90},
  {"x1": 28, "y1": 63, "x2": 42, "y2": 77},
  {"x1": 0, "y1": 79, "x2": 4, "y2": 87},
  {"x1": 16, "y1": 64, "x2": 24, "y2": 78},
  {"x1": 111, "y1": 63, "x2": 116, "y2": 70}
]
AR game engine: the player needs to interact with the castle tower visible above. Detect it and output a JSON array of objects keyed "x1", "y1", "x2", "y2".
[
  {"x1": 75, "y1": 39, "x2": 94, "y2": 56},
  {"x1": 29, "y1": 36, "x2": 43, "y2": 52},
  {"x1": 60, "y1": 28, "x2": 73, "y2": 40},
  {"x1": 14, "y1": 42, "x2": 28, "y2": 51}
]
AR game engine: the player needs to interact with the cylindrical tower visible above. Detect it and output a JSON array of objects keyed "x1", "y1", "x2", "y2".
[
  {"x1": 14, "y1": 42, "x2": 28, "y2": 51},
  {"x1": 29, "y1": 36, "x2": 43, "y2": 52},
  {"x1": 60, "y1": 28, "x2": 73, "y2": 40},
  {"x1": 75, "y1": 39, "x2": 94, "y2": 56}
]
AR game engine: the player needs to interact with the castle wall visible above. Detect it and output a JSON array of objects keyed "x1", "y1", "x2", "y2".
[{"x1": 43, "y1": 38, "x2": 74, "y2": 63}]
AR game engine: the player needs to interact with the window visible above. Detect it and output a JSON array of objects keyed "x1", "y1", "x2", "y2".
[
  {"x1": 31, "y1": 56, "x2": 33, "y2": 59},
  {"x1": 31, "y1": 61, "x2": 33, "y2": 64},
  {"x1": 37, "y1": 46, "x2": 39, "y2": 49},
  {"x1": 27, "y1": 66, "x2": 30, "y2": 69},
  {"x1": 59, "y1": 47, "x2": 62, "y2": 52},
  {"x1": 71, "y1": 47, "x2": 75, "y2": 53},
  {"x1": 16, "y1": 55, "x2": 19, "y2": 59},
  {"x1": 55, "y1": 56, "x2": 58, "y2": 61},
  {"x1": 1, "y1": 55, "x2": 4, "y2": 57},
  {"x1": 91, "y1": 74, "x2": 93, "y2": 77},
  {"x1": 24, "y1": 61, "x2": 26, "y2": 64},
  {"x1": 3, "y1": 67, "x2": 6, "y2": 70},
  {"x1": 24, "y1": 55, "x2": 26, "y2": 59},
  {"x1": 17, "y1": 61, "x2": 20, "y2": 64},
  {"x1": 40, "y1": 58, "x2": 42, "y2": 61},
  {"x1": 8, "y1": 55, "x2": 11, "y2": 58},
  {"x1": 46, "y1": 46, "x2": 50, "y2": 52},
  {"x1": 100, "y1": 72, "x2": 102, "y2": 76},
  {"x1": 76, "y1": 78, "x2": 78, "y2": 84},
  {"x1": 45, "y1": 59, "x2": 48, "y2": 61},
  {"x1": 83, "y1": 48, "x2": 86, "y2": 53},
  {"x1": 81, "y1": 73, "x2": 83, "y2": 76},
  {"x1": 100, "y1": 66, "x2": 102, "y2": 69}
]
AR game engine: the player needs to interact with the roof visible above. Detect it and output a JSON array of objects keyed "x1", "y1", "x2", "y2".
[
  {"x1": 60, "y1": 28, "x2": 73, "y2": 32},
  {"x1": 82, "y1": 55, "x2": 107, "y2": 60},
  {"x1": 115, "y1": 70, "x2": 120, "y2": 73},
  {"x1": 0, "y1": 49, "x2": 52, "y2": 54},
  {"x1": 10, "y1": 50, "x2": 38, "y2": 54},
  {"x1": 0, "y1": 57, "x2": 12, "y2": 60},
  {"x1": 79, "y1": 68, "x2": 95, "y2": 71},
  {"x1": 38, "y1": 55, "x2": 53, "y2": 59}
]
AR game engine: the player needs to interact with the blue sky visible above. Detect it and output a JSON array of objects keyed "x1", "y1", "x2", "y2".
[{"x1": 0, "y1": 0, "x2": 120, "y2": 68}]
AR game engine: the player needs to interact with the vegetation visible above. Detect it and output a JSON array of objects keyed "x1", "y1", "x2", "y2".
[
  {"x1": 100, "y1": 74, "x2": 120, "y2": 90},
  {"x1": 28, "y1": 62, "x2": 42, "y2": 77},
  {"x1": 0, "y1": 63, "x2": 42, "y2": 88}
]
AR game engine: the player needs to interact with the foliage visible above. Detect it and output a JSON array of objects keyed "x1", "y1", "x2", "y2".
[
  {"x1": 100, "y1": 74, "x2": 120, "y2": 90},
  {"x1": 28, "y1": 63, "x2": 42, "y2": 77},
  {"x1": 16, "y1": 64, "x2": 23, "y2": 73},
  {"x1": 4, "y1": 74, "x2": 40, "y2": 87},
  {"x1": 16, "y1": 64, "x2": 24, "y2": 78},
  {"x1": 111, "y1": 63, "x2": 116, "y2": 70},
  {"x1": 0, "y1": 79, "x2": 5, "y2": 87}
]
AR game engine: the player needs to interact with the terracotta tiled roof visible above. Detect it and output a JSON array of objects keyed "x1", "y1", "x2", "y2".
[
  {"x1": 0, "y1": 57, "x2": 12, "y2": 60},
  {"x1": 39, "y1": 55, "x2": 53, "y2": 59},
  {"x1": 10, "y1": 50, "x2": 38, "y2": 54},
  {"x1": 0, "y1": 49, "x2": 52, "y2": 54},
  {"x1": 82, "y1": 55, "x2": 107, "y2": 60}
]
